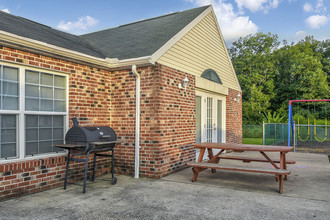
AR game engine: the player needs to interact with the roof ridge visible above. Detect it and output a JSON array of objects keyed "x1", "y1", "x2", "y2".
[
  {"x1": 118, "y1": 11, "x2": 179, "y2": 28},
  {"x1": 80, "y1": 5, "x2": 210, "y2": 37}
]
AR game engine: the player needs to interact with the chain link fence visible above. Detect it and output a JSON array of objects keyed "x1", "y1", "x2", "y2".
[
  {"x1": 294, "y1": 124, "x2": 330, "y2": 155},
  {"x1": 263, "y1": 123, "x2": 288, "y2": 146},
  {"x1": 242, "y1": 125, "x2": 263, "y2": 145},
  {"x1": 243, "y1": 123, "x2": 330, "y2": 155}
]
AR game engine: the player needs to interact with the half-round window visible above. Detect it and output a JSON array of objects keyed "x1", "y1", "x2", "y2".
[{"x1": 201, "y1": 69, "x2": 222, "y2": 84}]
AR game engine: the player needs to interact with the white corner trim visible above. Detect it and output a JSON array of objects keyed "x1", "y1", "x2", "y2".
[
  {"x1": 208, "y1": 8, "x2": 242, "y2": 92},
  {"x1": 150, "y1": 5, "x2": 213, "y2": 63}
]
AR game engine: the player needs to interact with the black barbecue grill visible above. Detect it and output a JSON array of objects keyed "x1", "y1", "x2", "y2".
[{"x1": 55, "y1": 117, "x2": 120, "y2": 193}]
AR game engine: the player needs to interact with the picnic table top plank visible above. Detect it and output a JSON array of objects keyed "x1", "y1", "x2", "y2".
[{"x1": 192, "y1": 143, "x2": 294, "y2": 152}]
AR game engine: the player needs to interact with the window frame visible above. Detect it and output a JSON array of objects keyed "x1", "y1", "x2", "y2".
[
  {"x1": 201, "y1": 69, "x2": 222, "y2": 84},
  {"x1": 0, "y1": 61, "x2": 69, "y2": 162}
]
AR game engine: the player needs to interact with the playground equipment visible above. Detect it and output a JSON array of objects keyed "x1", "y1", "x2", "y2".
[{"x1": 288, "y1": 99, "x2": 330, "y2": 146}]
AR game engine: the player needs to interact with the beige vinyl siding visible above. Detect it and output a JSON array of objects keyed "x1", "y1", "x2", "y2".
[{"x1": 157, "y1": 12, "x2": 240, "y2": 91}]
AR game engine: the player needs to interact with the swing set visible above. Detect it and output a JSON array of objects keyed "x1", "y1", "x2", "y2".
[{"x1": 288, "y1": 99, "x2": 330, "y2": 146}]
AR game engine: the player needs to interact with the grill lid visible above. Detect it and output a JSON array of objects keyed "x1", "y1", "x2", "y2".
[{"x1": 65, "y1": 118, "x2": 117, "y2": 144}]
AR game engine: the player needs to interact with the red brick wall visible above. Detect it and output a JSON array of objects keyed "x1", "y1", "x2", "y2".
[
  {"x1": 110, "y1": 64, "x2": 196, "y2": 178},
  {"x1": 226, "y1": 88, "x2": 243, "y2": 144},
  {"x1": 0, "y1": 45, "x2": 243, "y2": 200},
  {"x1": 0, "y1": 46, "x2": 113, "y2": 200}
]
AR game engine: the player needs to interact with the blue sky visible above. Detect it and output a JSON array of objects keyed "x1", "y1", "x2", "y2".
[{"x1": 0, "y1": 0, "x2": 329, "y2": 46}]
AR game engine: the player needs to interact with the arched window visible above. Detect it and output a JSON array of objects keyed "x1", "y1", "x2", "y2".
[{"x1": 201, "y1": 69, "x2": 222, "y2": 84}]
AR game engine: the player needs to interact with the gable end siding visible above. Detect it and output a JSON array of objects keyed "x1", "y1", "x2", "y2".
[{"x1": 157, "y1": 12, "x2": 240, "y2": 91}]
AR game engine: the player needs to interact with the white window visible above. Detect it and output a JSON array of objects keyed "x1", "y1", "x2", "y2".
[
  {"x1": 0, "y1": 63, "x2": 68, "y2": 160},
  {"x1": 0, "y1": 115, "x2": 17, "y2": 158}
]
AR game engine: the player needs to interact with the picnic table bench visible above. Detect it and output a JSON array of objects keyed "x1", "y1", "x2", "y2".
[{"x1": 186, "y1": 143, "x2": 295, "y2": 194}]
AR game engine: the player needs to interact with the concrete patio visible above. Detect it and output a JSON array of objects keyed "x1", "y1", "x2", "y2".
[{"x1": 0, "y1": 152, "x2": 329, "y2": 220}]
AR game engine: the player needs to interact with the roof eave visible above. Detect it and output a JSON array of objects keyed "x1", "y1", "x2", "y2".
[
  {"x1": 0, "y1": 30, "x2": 108, "y2": 67},
  {"x1": 0, "y1": 30, "x2": 156, "y2": 70},
  {"x1": 109, "y1": 56, "x2": 154, "y2": 69}
]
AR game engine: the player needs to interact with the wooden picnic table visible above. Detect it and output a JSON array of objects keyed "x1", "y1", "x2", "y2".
[{"x1": 187, "y1": 143, "x2": 295, "y2": 193}]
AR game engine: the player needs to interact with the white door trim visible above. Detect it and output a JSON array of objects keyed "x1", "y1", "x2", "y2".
[{"x1": 196, "y1": 90, "x2": 226, "y2": 144}]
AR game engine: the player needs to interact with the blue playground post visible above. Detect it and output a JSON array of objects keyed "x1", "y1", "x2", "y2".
[{"x1": 288, "y1": 103, "x2": 292, "y2": 146}]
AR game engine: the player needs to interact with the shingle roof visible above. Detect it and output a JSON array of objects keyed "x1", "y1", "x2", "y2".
[
  {"x1": 80, "y1": 6, "x2": 209, "y2": 60},
  {"x1": 0, "y1": 6, "x2": 209, "y2": 60},
  {"x1": 0, "y1": 11, "x2": 105, "y2": 58}
]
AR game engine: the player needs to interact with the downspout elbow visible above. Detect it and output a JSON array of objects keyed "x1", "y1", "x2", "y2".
[{"x1": 132, "y1": 64, "x2": 139, "y2": 78}]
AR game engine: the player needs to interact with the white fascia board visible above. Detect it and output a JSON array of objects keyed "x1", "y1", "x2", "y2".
[
  {"x1": 150, "y1": 5, "x2": 213, "y2": 63},
  {"x1": 109, "y1": 56, "x2": 154, "y2": 69},
  {"x1": 0, "y1": 30, "x2": 155, "y2": 69},
  {"x1": 0, "y1": 30, "x2": 107, "y2": 67},
  {"x1": 209, "y1": 8, "x2": 242, "y2": 92}
]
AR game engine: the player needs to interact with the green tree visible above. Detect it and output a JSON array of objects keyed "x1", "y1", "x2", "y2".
[
  {"x1": 229, "y1": 34, "x2": 329, "y2": 125},
  {"x1": 273, "y1": 37, "x2": 329, "y2": 111},
  {"x1": 229, "y1": 33, "x2": 279, "y2": 124}
]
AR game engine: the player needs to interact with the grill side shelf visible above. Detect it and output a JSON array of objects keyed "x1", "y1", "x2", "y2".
[
  {"x1": 53, "y1": 144, "x2": 86, "y2": 149},
  {"x1": 89, "y1": 140, "x2": 121, "y2": 145}
]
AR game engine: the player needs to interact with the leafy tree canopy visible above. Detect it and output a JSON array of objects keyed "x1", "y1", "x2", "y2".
[{"x1": 229, "y1": 33, "x2": 329, "y2": 125}]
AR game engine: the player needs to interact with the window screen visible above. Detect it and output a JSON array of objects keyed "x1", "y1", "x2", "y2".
[
  {"x1": 0, "y1": 66, "x2": 19, "y2": 110},
  {"x1": 0, "y1": 115, "x2": 17, "y2": 159},
  {"x1": 25, "y1": 70, "x2": 66, "y2": 112},
  {"x1": 25, "y1": 115, "x2": 64, "y2": 156}
]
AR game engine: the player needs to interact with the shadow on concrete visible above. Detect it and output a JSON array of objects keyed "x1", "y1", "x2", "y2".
[{"x1": 0, "y1": 152, "x2": 329, "y2": 219}]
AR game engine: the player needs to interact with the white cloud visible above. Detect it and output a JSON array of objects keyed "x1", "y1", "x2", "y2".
[
  {"x1": 235, "y1": 0, "x2": 280, "y2": 13},
  {"x1": 1, "y1": 8, "x2": 10, "y2": 13},
  {"x1": 303, "y1": 3, "x2": 313, "y2": 12},
  {"x1": 315, "y1": 0, "x2": 326, "y2": 13},
  {"x1": 187, "y1": 0, "x2": 258, "y2": 42},
  {"x1": 57, "y1": 16, "x2": 98, "y2": 33},
  {"x1": 295, "y1": 30, "x2": 307, "y2": 39},
  {"x1": 303, "y1": 0, "x2": 327, "y2": 13},
  {"x1": 305, "y1": 15, "x2": 328, "y2": 28}
]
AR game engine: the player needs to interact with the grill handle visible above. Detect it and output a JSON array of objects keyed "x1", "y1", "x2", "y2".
[
  {"x1": 72, "y1": 117, "x2": 79, "y2": 127},
  {"x1": 99, "y1": 135, "x2": 111, "y2": 139}
]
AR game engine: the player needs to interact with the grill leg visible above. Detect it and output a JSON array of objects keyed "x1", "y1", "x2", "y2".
[
  {"x1": 64, "y1": 150, "x2": 71, "y2": 190},
  {"x1": 111, "y1": 148, "x2": 114, "y2": 179},
  {"x1": 83, "y1": 152, "x2": 90, "y2": 194},
  {"x1": 92, "y1": 153, "x2": 97, "y2": 181},
  {"x1": 111, "y1": 148, "x2": 117, "y2": 185}
]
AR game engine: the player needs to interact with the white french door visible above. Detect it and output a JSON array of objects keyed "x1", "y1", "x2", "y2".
[{"x1": 195, "y1": 91, "x2": 225, "y2": 160}]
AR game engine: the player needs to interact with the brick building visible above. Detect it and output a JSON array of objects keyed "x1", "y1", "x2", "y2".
[{"x1": 0, "y1": 5, "x2": 242, "y2": 200}]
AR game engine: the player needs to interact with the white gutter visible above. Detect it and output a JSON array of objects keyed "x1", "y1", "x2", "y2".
[
  {"x1": 132, "y1": 64, "x2": 140, "y2": 178},
  {"x1": 0, "y1": 30, "x2": 154, "y2": 69},
  {"x1": 0, "y1": 30, "x2": 107, "y2": 66}
]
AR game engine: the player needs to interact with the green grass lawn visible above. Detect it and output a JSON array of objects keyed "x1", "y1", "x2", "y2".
[{"x1": 242, "y1": 138, "x2": 263, "y2": 145}]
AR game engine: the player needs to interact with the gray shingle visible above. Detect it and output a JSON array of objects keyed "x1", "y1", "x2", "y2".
[
  {"x1": 0, "y1": 11, "x2": 105, "y2": 58},
  {"x1": 80, "y1": 6, "x2": 209, "y2": 60},
  {"x1": 0, "y1": 6, "x2": 209, "y2": 60}
]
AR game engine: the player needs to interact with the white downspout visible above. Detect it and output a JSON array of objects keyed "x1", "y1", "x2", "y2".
[{"x1": 132, "y1": 65, "x2": 140, "y2": 178}]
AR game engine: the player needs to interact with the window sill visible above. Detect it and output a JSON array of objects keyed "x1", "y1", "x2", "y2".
[{"x1": 0, "y1": 152, "x2": 67, "y2": 164}]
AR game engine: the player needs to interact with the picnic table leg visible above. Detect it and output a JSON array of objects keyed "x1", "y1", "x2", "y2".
[
  {"x1": 192, "y1": 148, "x2": 206, "y2": 182},
  {"x1": 279, "y1": 152, "x2": 285, "y2": 193},
  {"x1": 279, "y1": 174, "x2": 284, "y2": 194},
  {"x1": 283, "y1": 154, "x2": 288, "y2": 180},
  {"x1": 207, "y1": 149, "x2": 216, "y2": 173}
]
